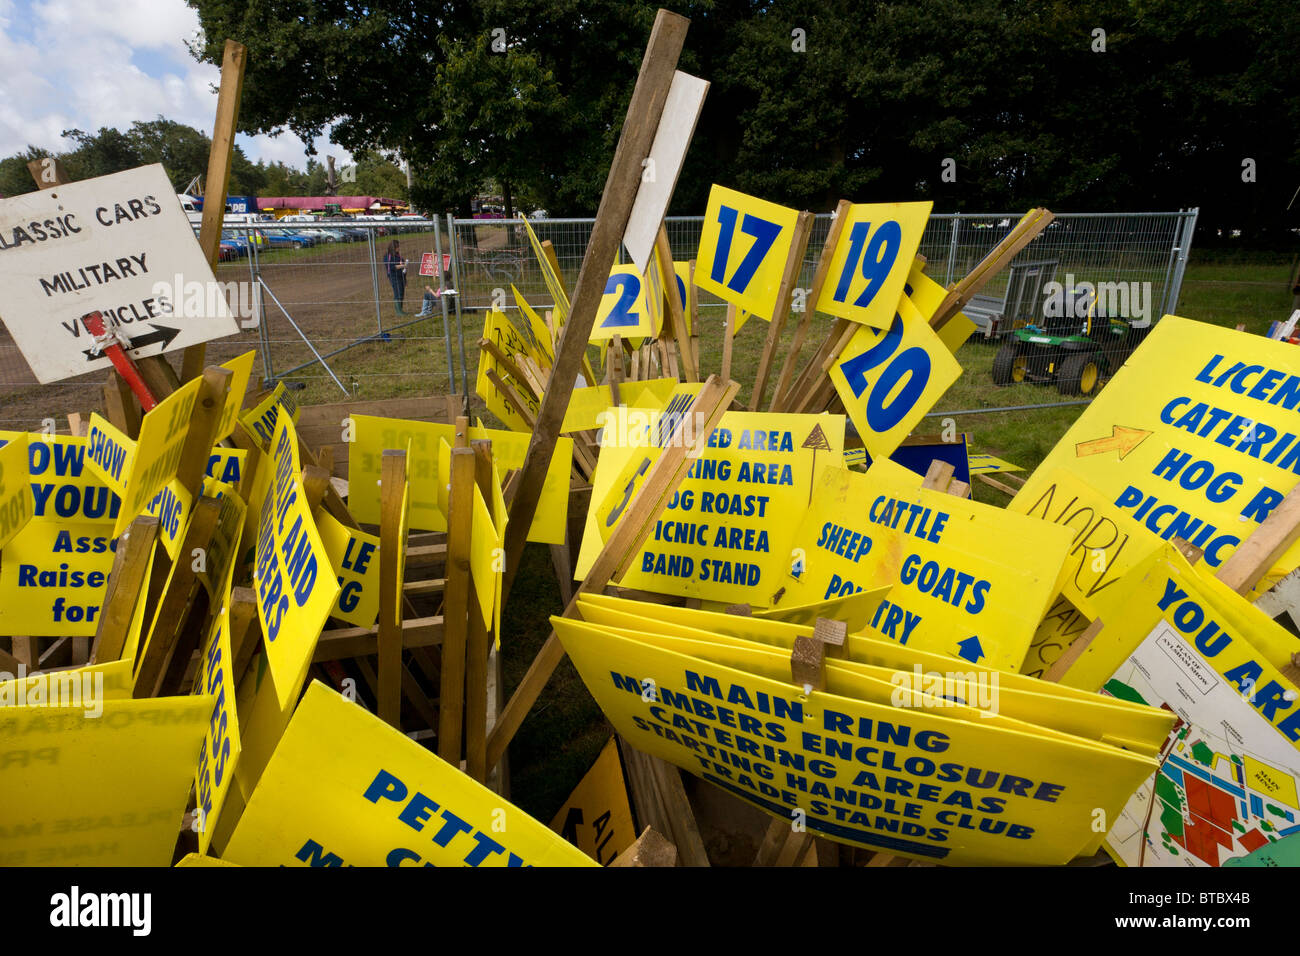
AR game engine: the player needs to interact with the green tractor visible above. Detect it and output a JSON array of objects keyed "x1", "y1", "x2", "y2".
[{"x1": 991, "y1": 285, "x2": 1151, "y2": 396}]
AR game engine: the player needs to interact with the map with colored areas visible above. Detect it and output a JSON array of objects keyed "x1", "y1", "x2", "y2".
[{"x1": 1102, "y1": 621, "x2": 1300, "y2": 867}]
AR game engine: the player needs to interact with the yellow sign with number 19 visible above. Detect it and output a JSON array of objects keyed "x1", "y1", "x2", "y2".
[{"x1": 817, "y1": 201, "x2": 932, "y2": 329}]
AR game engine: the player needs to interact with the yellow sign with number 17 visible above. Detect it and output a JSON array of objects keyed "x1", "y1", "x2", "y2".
[{"x1": 694, "y1": 185, "x2": 799, "y2": 320}]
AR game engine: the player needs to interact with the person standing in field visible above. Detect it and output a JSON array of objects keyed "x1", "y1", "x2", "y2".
[{"x1": 383, "y1": 240, "x2": 409, "y2": 314}]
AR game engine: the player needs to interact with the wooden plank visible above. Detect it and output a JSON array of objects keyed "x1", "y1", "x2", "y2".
[
  {"x1": 227, "y1": 587, "x2": 259, "y2": 685},
  {"x1": 184, "y1": 38, "x2": 248, "y2": 381},
  {"x1": 771, "y1": 199, "x2": 851, "y2": 411},
  {"x1": 720, "y1": 302, "x2": 737, "y2": 383},
  {"x1": 931, "y1": 208, "x2": 1054, "y2": 331},
  {"x1": 26, "y1": 156, "x2": 70, "y2": 188},
  {"x1": 750, "y1": 211, "x2": 814, "y2": 411},
  {"x1": 439, "y1": 446, "x2": 476, "y2": 765},
  {"x1": 378, "y1": 449, "x2": 407, "y2": 729},
  {"x1": 132, "y1": 497, "x2": 222, "y2": 697},
  {"x1": 485, "y1": 368, "x2": 537, "y2": 429},
  {"x1": 313, "y1": 616, "x2": 444, "y2": 662},
  {"x1": 102, "y1": 370, "x2": 141, "y2": 438},
  {"x1": 466, "y1": 440, "x2": 495, "y2": 783},
  {"x1": 976, "y1": 473, "x2": 1020, "y2": 497},
  {"x1": 479, "y1": 339, "x2": 540, "y2": 401},
  {"x1": 687, "y1": 259, "x2": 701, "y2": 375},
  {"x1": 487, "y1": 376, "x2": 737, "y2": 770},
  {"x1": 89, "y1": 515, "x2": 159, "y2": 664},
  {"x1": 1216, "y1": 484, "x2": 1300, "y2": 596},
  {"x1": 656, "y1": 224, "x2": 697, "y2": 381},
  {"x1": 499, "y1": 8, "x2": 690, "y2": 609},
  {"x1": 921, "y1": 459, "x2": 956, "y2": 491},
  {"x1": 175, "y1": 366, "x2": 233, "y2": 499}
]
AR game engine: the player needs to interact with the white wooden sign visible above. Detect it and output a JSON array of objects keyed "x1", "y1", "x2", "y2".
[
  {"x1": 622, "y1": 70, "x2": 709, "y2": 273},
  {"x1": 0, "y1": 164, "x2": 238, "y2": 383}
]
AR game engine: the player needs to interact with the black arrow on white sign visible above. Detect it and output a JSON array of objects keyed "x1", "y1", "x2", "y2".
[{"x1": 82, "y1": 324, "x2": 181, "y2": 361}]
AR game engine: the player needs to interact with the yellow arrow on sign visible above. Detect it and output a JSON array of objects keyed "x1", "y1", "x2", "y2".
[{"x1": 1075, "y1": 425, "x2": 1152, "y2": 461}]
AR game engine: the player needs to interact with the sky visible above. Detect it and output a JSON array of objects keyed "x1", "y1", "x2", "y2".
[{"x1": 0, "y1": 0, "x2": 351, "y2": 172}]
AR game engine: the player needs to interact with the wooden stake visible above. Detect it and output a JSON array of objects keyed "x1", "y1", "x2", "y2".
[
  {"x1": 656, "y1": 225, "x2": 697, "y2": 381},
  {"x1": 439, "y1": 446, "x2": 476, "y2": 765},
  {"x1": 930, "y1": 207, "x2": 1054, "y2": 331},
  {"x1": 687, "y1": 259, "x2": 701, "y2": 376},
  {"x1": 184, "y1": 38, "x2": 248, "y2": 381},
  {"x1": 1216, "y1": 484, "x2": 1300, "y2": 596},
  {"x1": 378, "y1": 449, "x2": 407, "y2": 729},
  {"x1": 499, "y1": 8, "x2": 690, "y2": 610},
  {"x1": 771, "y1": 199, "x2": 850, "y2": 411},
  {"x1": 750, "y1": 210, "x2": 814, "y2": 410},
  {"x1": 720, "y1": 301, "x2": 738, "y2": 384},
  {"x1": 89, "y1": 515, "x2": 159, "y2": 664},
  {"x1": 466, "y1": 440, "x2": 495, "y2": 783}
]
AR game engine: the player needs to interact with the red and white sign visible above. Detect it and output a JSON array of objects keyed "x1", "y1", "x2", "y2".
[{"x1": 420, "y1": 252, "x2": 451, "y2": 278}]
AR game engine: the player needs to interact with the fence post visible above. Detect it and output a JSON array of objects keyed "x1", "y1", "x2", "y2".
[
  {"x1": 945, "y1": 216, "x2": 960, "y2": 288},
  {"x1": 448, "y1": 214, "x2": 470, "y2": 408},
  {"x1": 1165, "y1": 207, "x2": 1199, "y2": 316},
  {"x1": 369, "y1": 228, "x2": 384, "y2": 335},
  {"x1": 433, "y1": 223, "x2": 456, "y2": 393}
]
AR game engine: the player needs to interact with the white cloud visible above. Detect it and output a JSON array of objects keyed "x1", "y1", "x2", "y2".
[{"x1": 0, "y1": 0, "x2": 351, "y2": 170}]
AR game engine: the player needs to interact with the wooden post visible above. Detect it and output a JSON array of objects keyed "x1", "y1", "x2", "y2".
[
  {"x1": 176, "y1": 367, "x2": 234, "y2": 497},
  {"x1": 687, "y1": 259, "x2": 701, "y2": 377},
  {"x1": 378, "y1": 449, "x2": 407, "y2": 729},
  {"x1": 439, "y1": 446, "x2": 476, "y2": 765},
  {"x1": 930, "y1": 207, "x2": 1054, "y2": 332},
  {"x1": 1215, "y1": 485, "x2": 1300, "y2": 596},
  {"x1": 89, "y1": 516, "x2": 160, "y2": 664},
  {"x1": 132, "y1": 497, "x2": 222, "y2": 697},
  {"x1": 656, "y1": 225, "x2": 697, "y2": 382},
  {"x1": 720, "y1": 303, "x2": 738, "y2": 384},
  {"x1": 750, "y1": 211, "x2": 814, "y2": 411},
  {"x1": 25, "y1": 156, "x2": 70, "y2": 189},
  {"x1": 486, "y1": 375, "x2": 737, "y2": 770},
  {"x1": 184, "y1": 38, "x2": 248, "y2": 382},
  {"x1": 499, "y1": 9, "x2": 690, "y2": 610},
  {"x1": 466, "y1": 440, "x2": 495, "y2": 782},
  {"x1": 770, "y1": 199, "x2": 850, "y2": 412}
]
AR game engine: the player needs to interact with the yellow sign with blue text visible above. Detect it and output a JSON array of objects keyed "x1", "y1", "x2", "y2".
[
  {"x1": 86, "y1": 374, "x2": 202, "y2": 538},
  {"x1": 0, "y1": 520, "x2": 117, "y2": 636},
  {"x1": 193, "y1": 595, "x2": 242, "y2": 856},
  {"x1": 576, "y1": 405, "x2": 845, "y2": 606},
  {"x1": 254, "y1": 415, "x2": 340, "y2": 711},
  {"x1": 777, "y1": 463, "x2": 1073, "y2": 672},
  {"x1": 1051, "y1": 548, "x2": 1300, "y2": 866},
  {"x1": 830, "y1": 294, "x2": 963, "y2": 460},
  {"x1": 817, "y1": 201, "x2": 933, "y2": 329},
  {"x1": 592, "y1": 264, "x2": 655, "y2": 341},
  {"x1": 1011, "y1": 316, "x2": 1300, "y2": 597},
  {"x1": 316, "y1": 509, "x2": 380, "y2": 629},
  {"x1": 241, "y1": 381, "x2": 300, "y2": 452},
  {"x1": 553, "y1": 616, "x2": 1160, "y2": 866},
  {"x1": 221, "y1": 681, "x2": 597, "y2": 867},
  {"x1": 694, "y1": 185, "x2": 801, "y2": 320}
]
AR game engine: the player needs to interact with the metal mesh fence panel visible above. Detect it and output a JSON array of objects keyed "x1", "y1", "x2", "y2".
[{"x1": 0, "y1": 209, "x2": 1195, "y2": 430}]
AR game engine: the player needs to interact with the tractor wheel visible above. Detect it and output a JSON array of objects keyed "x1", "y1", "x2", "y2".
[
  {"x1": 1057, "y1": 351, "x2": 1103, "y2": 396},
  {"x1": 991, "y1": 343, "x2": 1028, "y2": 385}
]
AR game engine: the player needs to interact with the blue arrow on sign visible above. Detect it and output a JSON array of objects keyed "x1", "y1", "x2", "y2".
[{"x1": 956, "y1": 636, "x2": 985, "y2": 664}]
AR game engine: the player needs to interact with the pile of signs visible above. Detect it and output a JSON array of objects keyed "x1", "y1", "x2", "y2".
[{"x1": 2, "y1": 7, "x2": 1299, "y2": 871}]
